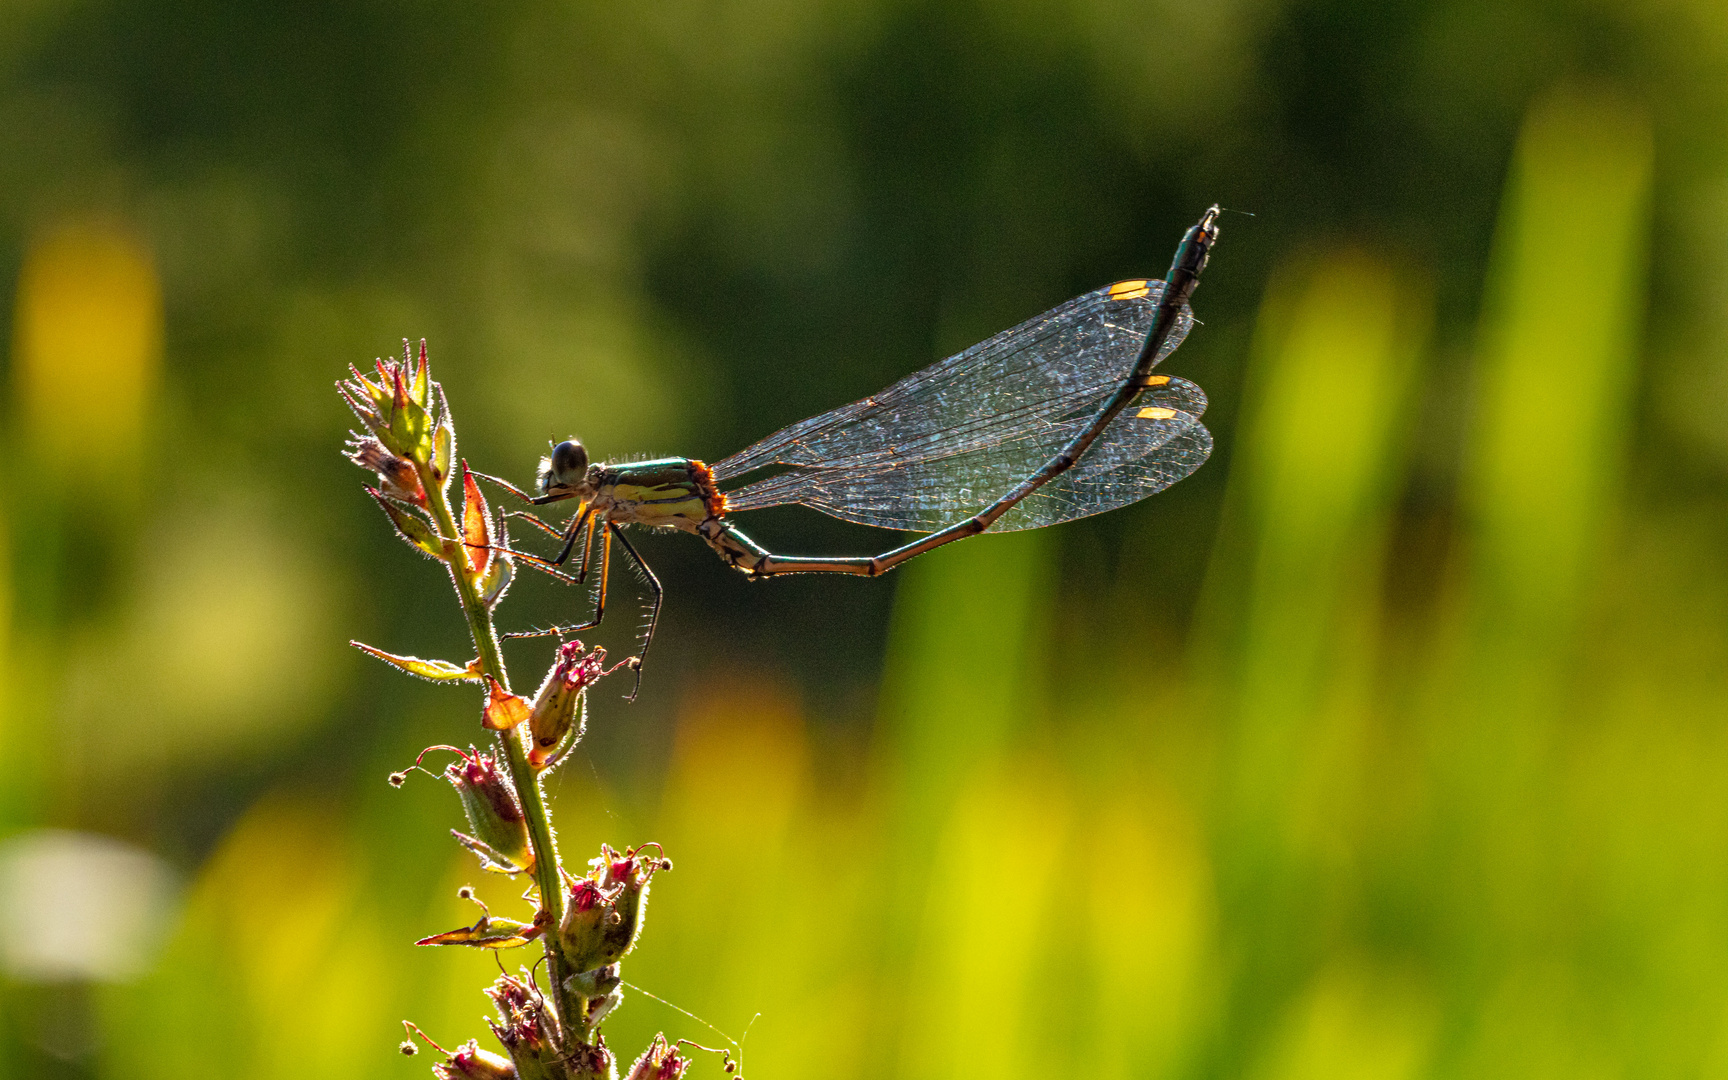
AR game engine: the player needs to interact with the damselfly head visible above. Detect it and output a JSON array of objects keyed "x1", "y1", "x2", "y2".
[{"x1": 539, "y1": 438, "x2": 590, "y2": 496}]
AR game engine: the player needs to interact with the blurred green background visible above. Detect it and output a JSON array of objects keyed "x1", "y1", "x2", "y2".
[{"x1": 1, "y1": 0, "x2": 1725, "y2": 1076}]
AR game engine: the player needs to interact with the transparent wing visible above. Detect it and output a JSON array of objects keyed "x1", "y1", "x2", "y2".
[
  {"x1": 715, "y1": 280, "x2": 1209, "y2": 531},
  {"x1": 724, "y1": 377, "x2": 1209, "y2": 531}
]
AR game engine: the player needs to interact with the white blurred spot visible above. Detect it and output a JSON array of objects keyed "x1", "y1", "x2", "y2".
[{"x1": 0, "y1": 829, "x2": 180, "y2": 983}]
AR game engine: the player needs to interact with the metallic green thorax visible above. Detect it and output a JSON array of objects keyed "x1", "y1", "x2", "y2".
[{"x1": 591, "y1": 458, "x2": 722, "y2": 532}]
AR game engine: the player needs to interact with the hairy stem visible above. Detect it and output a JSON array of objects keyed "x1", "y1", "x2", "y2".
[{"x1": 417, "y1": 462, "x2": 590, "y2": 1040}]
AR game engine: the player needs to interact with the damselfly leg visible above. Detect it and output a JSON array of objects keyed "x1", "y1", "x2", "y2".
[{"x1": 475, "y1": 470, "x2": 656, "y2": 700}]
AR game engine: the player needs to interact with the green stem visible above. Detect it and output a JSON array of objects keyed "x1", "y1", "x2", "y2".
[{"x1": 418, "y1": 463, "x2": 590, "y2": 1041}]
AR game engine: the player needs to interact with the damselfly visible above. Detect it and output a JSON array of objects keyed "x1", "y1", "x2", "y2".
[{"x1": 484, "y1": 206, "x2": 1223, "y2": 693}]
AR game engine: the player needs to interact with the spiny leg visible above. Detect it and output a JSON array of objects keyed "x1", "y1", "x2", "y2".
[
  {"x1": 468, "y1": 469, "x2": 540, "y2": 504},
  {"x1": 572, "y1": 511, "x2": 600, "y2": 581},
  {"x1": 500, "y1": 512, "x2": 610, "y2": 641},
  {"x1": 607, "y1": 523, "x2": 661, "y2": 702},
  {"x1": 486, "y1": 504, "x2": 589, "y2": 570},
  {"x1": 503, "y1": 509, "x2": 564, "y2": 541},
  {"x1": 594, "y1": 525, "x2": 613, "y2": 624},
  {"x1": 468, "y1": 469, "x2": 586, "y2": 509},
  {"x1": 555, "y1": 506, "x2": 595, "y2": 569},
  {"x1": 507, "y1": 548, "x2": 582, "y2": 586}
]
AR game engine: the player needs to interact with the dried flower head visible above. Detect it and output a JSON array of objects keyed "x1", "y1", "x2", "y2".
[{"x1": 403, "y1": 1023, "x2": 516, "y2": 1079}]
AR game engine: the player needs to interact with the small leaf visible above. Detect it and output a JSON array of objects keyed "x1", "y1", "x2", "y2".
[
  {"x1": 351, "y1": 641, "x2": 484, "y2": 683},
  {"x1": 481, "y1": 549, "x2": 514, "y2": 610},
  {"x1": 462, "y1": 462, "x2": 493, "y2": 578},
  {"x1": 347, "y1": 363, "x2": 385, "y2": 405},
  {"x1": 481, "y1": 514, "x2": 513, "y2": 610},
  {"x1": 367, "y1": 488, "x2": 446, "y2": 560},
  {"x1": 482, "y1": 677, "x2": 530, "y2": 731},
  {"x1": 415, "y1": 914, "x2": 542, "y2": 949}
]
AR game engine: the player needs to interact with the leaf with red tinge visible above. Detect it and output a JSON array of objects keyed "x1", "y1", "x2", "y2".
[
  {"x1": 351, "y1": 641, "x2": 483, "y2": 683},
  {"x1": 482, "y1": 677, "x2": 530, "y2": 731},
  {"x1": 368, "y1": 489, "x2": 446, "y2": 560},
  {"x1": 462, "y1": 462, "x2": 493, "y2": 578},
  {"x1": 392, "y1": 359, "x2": 411, "y2": 412},
  {"x1": 416, "y1": 913, "x2": 543, "y2": 949}
]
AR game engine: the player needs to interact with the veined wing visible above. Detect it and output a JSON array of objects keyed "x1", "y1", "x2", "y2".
[
  {"x1": 714, "y1": 279, "x2": 1210, "y2": 531},
  {"x1": 724, "y1": 376, "x2": 1209, "y2": 531}
]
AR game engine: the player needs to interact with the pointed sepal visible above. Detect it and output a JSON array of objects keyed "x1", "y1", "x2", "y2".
[
  {"x1": 483, "y1": 677, "x2": 531, "y2": 731},
  {"x1": 367, "y1": 488, "x2": 446, "y2": 560},
  {"x1": 351, "y1": 641, "x2": 484, "y2": 683},
  {"x1": 463, "y1": 462, "x2": 494, "y2": 579},
  {"x1": 417, "y1": 894, "x2": 547, "y2": 949}
]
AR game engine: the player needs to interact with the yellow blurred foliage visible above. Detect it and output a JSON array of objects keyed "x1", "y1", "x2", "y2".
[
  {"x1": 99, "y1": 795, "x2": 392, "y2": 1080},
  {"x1": 1468, "y1": 85, "x2": 1652, "y2": 642},
  {"x1": 1082, "y1": 792, "x2": 1215, "y2": 1080},
  {"x1": 12, "y1": 222, "x2": 161, "y2": 471},
  {"x1": 1251, "y1": 962, "x2": 1437, "y2": 1080}
]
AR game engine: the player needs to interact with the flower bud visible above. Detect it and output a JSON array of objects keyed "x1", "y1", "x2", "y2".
[
  {"x1": 527, "y1": 642, "x2": 613, "y2": 769},
  {"x1": 563, "y1": 961, "x2": 620, "y2": 1000},
  {"x1": 404, "y1": 1023, "x2": 519, "y2": 1080},
  {"x1": 625, "y1": 1035, "x2": 690, "y2": 1080},
  {"x1": 566, "y1": 1039, "x2": 614, "y2": 1079},
  {"x1": 584, "y1": 977, "x2": 624, "y2": 1028},
  {"x1": 559, "y1": 876, "x2": 611, "y2": 971},
  {"x1": 596, "y1": 844, "x2": 668, "y2": 966},
  {"x1": 481, "y1": 548, "x2": 514, "y2": 610},
  {"x1": 557, "y1": 844, "x2": 669, "y2": 972},
  {"x1": 426, "y1": 745, "x2": 533, "y2": 874},
  {"x1": 338, "y1": 340, "x2": 441, "y2": 465}
]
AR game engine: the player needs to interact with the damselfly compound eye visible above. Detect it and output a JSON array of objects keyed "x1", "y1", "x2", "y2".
[{"x1": 546, "y1": 439, "x2": 588, "y2": 489}]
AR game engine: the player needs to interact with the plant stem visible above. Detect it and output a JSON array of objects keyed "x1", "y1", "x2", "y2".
[{"x1": 417, "y1": 462, "x2": 589, "y2": 1038}]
